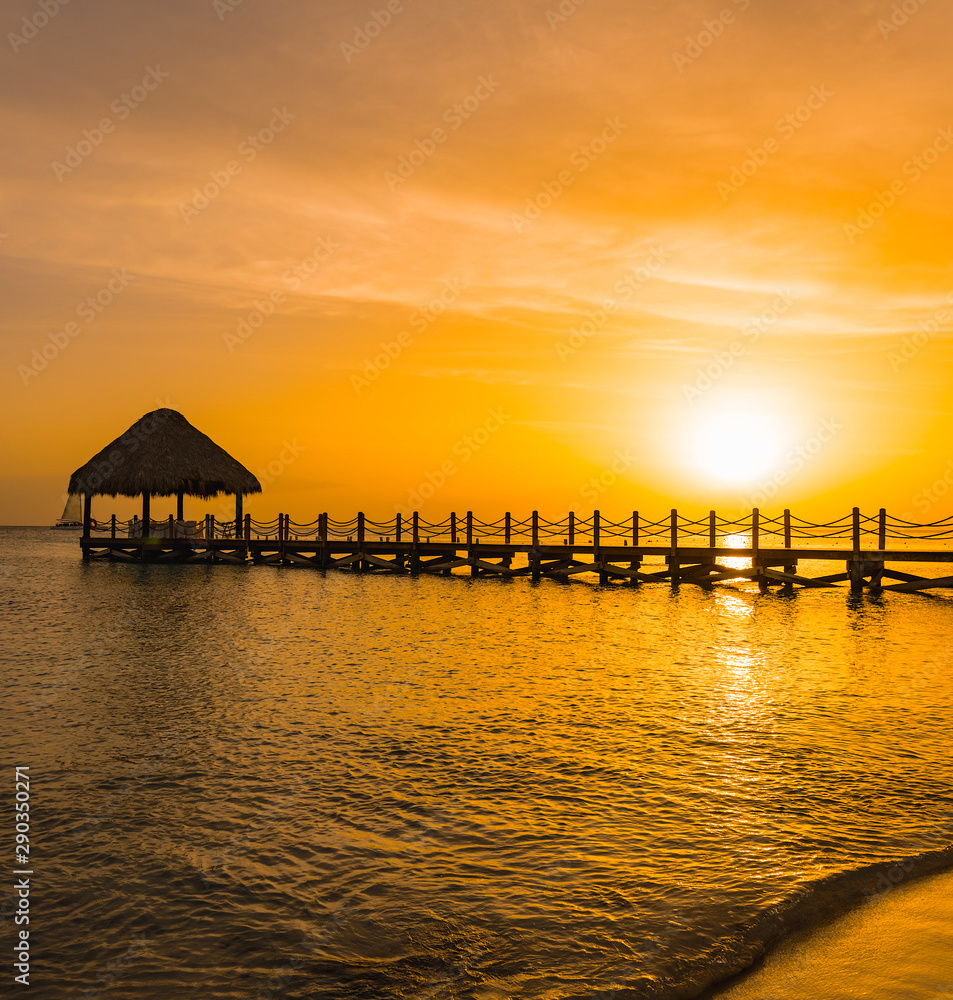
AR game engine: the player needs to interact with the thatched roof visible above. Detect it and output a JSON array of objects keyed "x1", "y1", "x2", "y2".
[{"x1": 68, "y1": 409, "x2": 262, "y2": 498}]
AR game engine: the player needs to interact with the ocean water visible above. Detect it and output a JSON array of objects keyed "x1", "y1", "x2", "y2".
[{"x1": 3, "y1": 525, "x2": 953, "y2": 1000}]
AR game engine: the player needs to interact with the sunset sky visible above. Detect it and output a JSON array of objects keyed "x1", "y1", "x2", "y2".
[{"x1": 3, "y1": 0, "x2": 953, "y2": 525}]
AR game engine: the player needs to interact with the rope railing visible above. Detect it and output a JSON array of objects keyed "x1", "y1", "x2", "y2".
[{"x1": 85, "y1": 507, "x2": 953, "y2": 548}]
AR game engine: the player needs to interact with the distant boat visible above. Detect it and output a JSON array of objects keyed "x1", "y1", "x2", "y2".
[{"x1": 52, "y1": 494, "x2": 83, "y2": 529}]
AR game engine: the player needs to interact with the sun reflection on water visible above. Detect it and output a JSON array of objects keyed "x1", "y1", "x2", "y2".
[{"x1": 720, "y1": 532, "x2": 753, "y2": 571}]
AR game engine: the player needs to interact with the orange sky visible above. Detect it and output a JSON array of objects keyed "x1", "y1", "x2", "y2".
[{"x1": 3, "y1": 0, "x2": 953, "y2": 525}]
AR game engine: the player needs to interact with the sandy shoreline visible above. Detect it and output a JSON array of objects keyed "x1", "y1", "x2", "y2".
[{"x1": 708, "y1": 867, "x2": 953, "y2": 999}]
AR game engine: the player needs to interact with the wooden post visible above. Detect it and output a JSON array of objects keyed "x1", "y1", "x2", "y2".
[
  {"x1": 278, "y1": 514, "x2": 284, "y2": 544},
  {"x1": 531, "y1": 511, "x2": 540, "y2": 581},
  {"x1": 235, "y1": 494, "x2": 243, "y2": 536},
  {"x1": 176, "y1": 488, "x2": 185, "y2": 521},
  {"x1": 167, "y1": 514, "x2": 173, "y2": 539},
  {"x1": 594, "y1": 510, "x2": 605, "y2": 583},
  {"x1": 318, "y1": 512, "x2": 328, "y2": 568},
  {"x1": 244, "y1": 513, "x2": 251, "y2": 542},
  {"x1": 396, "y1": 514, "x2": 402, "y2": 543},
  {"x1": 709, "y1": 510, "x2": 716, "y2": 549},
  {"x1": 451, "y1": 512, "x2": 457, "y2": 545},
  {"x1": 879, "y1": 508, "x2": 886, "y2": 550},
  {"x1": 752, "y1": 508, "x2": 766, "y2": 592},
  {"x1": 852, "y1": 506, "x2": 860, "y2": 556},
  {"x1": 669, "y1": 509, "x2": 679, "y2": 586},
  {"x1": 142, "y1": 493, "x2": 151, "y2": 538},
  {"x1": 467, "y1": 511, "x2": 476, "y2": 577},
  {"x1": 82, "y1": 494, "x2": 93, "y2": 560},
  {"x1": 505, "y1": 512, "x2": 511, "y2": 544},
  {"x1": 783, "y1": 508, "x2": 795, "y2": 578},
  {"x1": 412, "y1": 512, "x2": 419, "y2": 543},
  {"x1": 110, "y1": 513, "x2": 116, "y2": 539},
  {"x1": 568, "y1": 511, "x2": 575, "y2": 546},
  {"x1": 633, "y1": 511, "x2": 639, "y2": 547},
  {"x1": 357, "y1": 512, "x2": 364, "y2": 545}
]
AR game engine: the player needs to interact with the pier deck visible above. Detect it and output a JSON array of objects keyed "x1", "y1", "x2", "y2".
[{"x1": 79, "y1": 508, "x2": 953, "y2": 595}]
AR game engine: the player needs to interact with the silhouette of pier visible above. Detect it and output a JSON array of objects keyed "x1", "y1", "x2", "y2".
[{"x1": 79, "y1": 508, "x2": 953, "y2": 595}]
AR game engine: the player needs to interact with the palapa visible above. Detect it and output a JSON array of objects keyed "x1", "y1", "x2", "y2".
[{"x1": 68, "y1": 408, "x2": 261, "y2": 499}]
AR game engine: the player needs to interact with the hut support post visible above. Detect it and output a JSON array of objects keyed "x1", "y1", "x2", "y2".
[
  {"x1": 142, "y1": 493, "x2": 151, "y2": 539},
  {"x1": 235, "y1": 494, "x2": 243, "y2": 537},
  {"x1": 82, "y1": 493, "x2": 93, "y2": 560},
  {"x1": 176, "y1": 489, "x2": 184, "y2": 522}
]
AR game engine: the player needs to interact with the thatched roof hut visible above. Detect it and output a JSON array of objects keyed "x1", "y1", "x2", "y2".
[{"x1": 69, "y1": 408, "x2": 261, "y2": 529}]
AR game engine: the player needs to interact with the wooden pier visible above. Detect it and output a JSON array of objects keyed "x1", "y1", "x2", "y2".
[{"x1": 78, "y1": 508, "x2": 953, "y2": 595}]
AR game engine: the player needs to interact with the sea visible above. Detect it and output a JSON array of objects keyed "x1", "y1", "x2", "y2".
[{"x1": 3, "y1": 525, "x2": 953, "y2": 1000}]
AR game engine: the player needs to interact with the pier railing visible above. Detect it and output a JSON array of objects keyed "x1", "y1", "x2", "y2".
[{"x1": 89, "y1": 508, "x2": 953, "y2": 549}]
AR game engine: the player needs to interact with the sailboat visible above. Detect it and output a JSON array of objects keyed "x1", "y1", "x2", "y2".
[{"x1": 52, "y1": 494, "x2": 83, "y2": 529}]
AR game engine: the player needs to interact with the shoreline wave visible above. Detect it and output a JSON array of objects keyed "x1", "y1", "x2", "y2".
[{"x1": 686, "y1": 843, "x2": 953, "y2": 1000}]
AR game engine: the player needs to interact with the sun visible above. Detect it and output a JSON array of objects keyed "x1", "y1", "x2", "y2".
[{"x1": 686, "y1": 406, "x2": 787, "y2": 486}]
